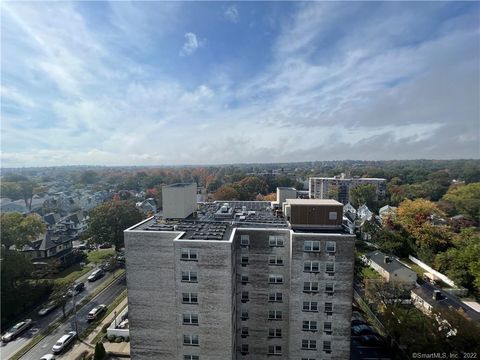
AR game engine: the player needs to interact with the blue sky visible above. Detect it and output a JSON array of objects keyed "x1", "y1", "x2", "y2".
[{"x1": 1, "y1": 1, "x2": 479, "y2": 167}]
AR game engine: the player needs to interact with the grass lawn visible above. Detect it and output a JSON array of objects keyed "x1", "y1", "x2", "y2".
[
  {"x1": 87, "y1": 248, "x2": 116, "y2": 264},
  {"x1": 362, "y1": 266, "x2": 382, "y2": 280},
  {"x1": 47, "y1": 264, "x2": 91, "y2": 286}
]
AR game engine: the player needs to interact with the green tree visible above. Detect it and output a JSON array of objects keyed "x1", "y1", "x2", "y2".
[
  {"x1": 78, "y1": 170, "x2": 99, "y2": 184},
  {"x1": 1, "y1": 179, "x2": 38, "y2": 211},
  {"x1": 443, "y1": 183, "x2": 480, "y2": 221},
  {"x1": 350, "y1": 184, "x2": 377, "y2": 209},
  {"x1": 86, "y1": 200, "x2": 144, "y2": 251},
  {"x1": 1, "y1": 213, "x2": 46, "y2": 250},
  {"x1": 94, "y1": 341, "x2": 107, "y2": 360}
]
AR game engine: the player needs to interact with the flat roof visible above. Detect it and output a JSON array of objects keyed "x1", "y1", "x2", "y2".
[{"x1": 285, "y1": 199, "x2": 343, "y2": 206}]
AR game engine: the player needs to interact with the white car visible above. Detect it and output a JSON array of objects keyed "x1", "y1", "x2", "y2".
[
  {"x1": 87, "y1": 304, "x2": 107, "y2": 322},
  {"x1": 1, "y1": 319, "x2": 33, "y2": 342},
  {"x1": 52, "y1": 331, "x2": 76, "y2": 354},
  {"x1": 40, "y1": 355, "x2": 56, "y2": 360}
]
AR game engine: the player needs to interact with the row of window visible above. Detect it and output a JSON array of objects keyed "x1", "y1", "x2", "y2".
[
  {"x1": 303, "y1": 281, "x2": 335, "y2": 294},
  {"x1": 240, "y1": 236, "x2": 337, "y2": 253},
  {"x1": 240, "y1": 322, "x2": 332, "y2": 337},
  {"x1": 240, "y1": 303, "x2": 333, "y2": 321},
  {"x1": 239, "y1": 341, "x2": 332, "y2": 355},
  {"x1": 240, "y1": 255, "x2": 336, "y2": 273}
]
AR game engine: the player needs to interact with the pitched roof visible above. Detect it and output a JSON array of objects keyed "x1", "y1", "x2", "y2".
[
  {"x1": 365, "y1": 251, "x2": 412, "y2": 274},
  {"x1": 412, "y1": 283, "x2": 480, "y2": 321}
]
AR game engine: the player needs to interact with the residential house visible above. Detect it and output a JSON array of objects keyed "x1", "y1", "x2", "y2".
[
  {"x1": 379, "y1": 205, "x2": 397, "y2": 224},
  {"x1": 55, "y1": 211, "x2": 89, "y2": 238},
  {"x1": 411, "y1": 283, "x2": 480, "y2": 321},
  {"x1": 22, "y1": 232, "x2": 74, "y2": 264},
  {"x1": 43, "y1": 212, "x2": 61, "y2": 231},
  {"x1": 363, "y1": 251, "x2": 417, "y2": 286},
  {"x1": 135, "y1": 198, "x2": 157, "y2": 214},
  {"x1": 0, "y1": 198, "x2": 27, "y2": 213}
]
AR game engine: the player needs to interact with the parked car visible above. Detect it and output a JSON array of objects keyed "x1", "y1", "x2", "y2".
[
  {"x1": 359, "y1": 334, "x2": 386, "y2": 347},
  {"x1": 52, "y1": 331, "x2": 76, "y2": 354},
  {"x1": 87, "y1": 269, "x2": 105, "y2": 282},
  {"x1": 38, "y1": 301, "x2": 58, "y2": 316},
  {"x1": 351, "y1": 311, "x2": 367, "y2": 326},
  {"x1": 40, "y1": 354, "x2": 56, "y2": 360},
  {"x1": 1, "y1": 319, "x2": 33, "y2": 342},
  {"x1": 351, "y1": 324, "x2": 376, "y2": 336},
  {"x1": 66, "y1": 282, "x2": 85, "y2": 297},
  {"x1": 99, "y1": 243, "x2": 112, "y2": 249},
  {"x1": 87, "y1": 304, "x2": 107, "y2": 322}
]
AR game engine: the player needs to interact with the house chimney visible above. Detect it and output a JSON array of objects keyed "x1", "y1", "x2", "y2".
[
  {"x1": 432, "y1": 290, "x2": 442, "y2": 301},
  {"x1": 384, "y1": 256, "x2": 391, "y2": 264}
]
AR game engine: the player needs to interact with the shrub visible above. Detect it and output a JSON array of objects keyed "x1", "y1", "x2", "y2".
[
  {"x1": 115, "y1": 336, "x2": 124, "y2": 343},
  {"x1": 107, "y1": 335, "x2": 116, "y2": 342}
]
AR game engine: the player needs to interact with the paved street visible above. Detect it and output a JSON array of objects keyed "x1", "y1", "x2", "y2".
[
  {"x1": 22, "y1": 275, "x2": 126, "y2": 360},
  {"x1": 0, "y1": 269, "x2": 125, "y2": 360}
]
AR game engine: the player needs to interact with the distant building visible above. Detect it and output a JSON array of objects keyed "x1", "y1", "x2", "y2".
[
  {"x1": 136, "y1": 198, "x2": 157, "y2": 214},
  {"x1": 124, "y1": 193, "x2": 355, "y2": 359},
  {"x1": 379, "y1": 205, "x2": 397, "y2": 223},
  {"x1": 271, "y1": 187, "x2": 297, "y2": 209},
  {"x1": 22, "y1": 232, "x2": 73, "y2": 264},
  {"x1": 0, "y1": 198, "x2": 27, "y2": 213},
  {"x1": 363, "y1": 251, "x2": 417, "y2": 286},
  {"x1": 309, "y1": 175, "x2": 386, "y2": 204}
]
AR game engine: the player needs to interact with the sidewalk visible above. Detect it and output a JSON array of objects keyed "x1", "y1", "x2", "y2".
[{"x1": 62, "y1": 298, "x2": 129, "y2": 359}]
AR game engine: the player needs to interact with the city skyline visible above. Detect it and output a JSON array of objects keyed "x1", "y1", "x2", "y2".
[{"x1": 1, "y1": 1, "x2": 479, "y2": 167}]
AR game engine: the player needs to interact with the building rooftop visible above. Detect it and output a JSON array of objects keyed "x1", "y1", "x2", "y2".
[
  {"x1": 131, "y1": 201, "x2": 288, "y2": 240},
  {"x1": 164, "y1": 183, "x2": 196, "y2": 188},
  {"x1": 365, "y1": 251, "x2": 414, "y2": 274},
  {"x1": 285, "y1": 198, "x2": 343, "y2": 206}
]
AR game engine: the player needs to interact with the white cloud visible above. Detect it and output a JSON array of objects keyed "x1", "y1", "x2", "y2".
[
  {"x1": 224, "y1": 6, "x2": 239, "y2": 23},
  {"x1": 180, "y1": 32, "x2": 204, "y2": 56}
]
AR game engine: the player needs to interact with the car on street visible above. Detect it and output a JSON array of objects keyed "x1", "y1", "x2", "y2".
[
  {"x1": 88, "y1": 268, "x2": 105, "y2": 282},
  {"x1": 1, "y1": 319, "x2": 33, "y2": 342},
  {"x1": 38, "y1": 301, "x2": 59, "y2": 316},
  {"x1": 40, "y1": 354, "x2": 56, "y2": 360},
  {"x1": 87, "y1": 304, "x2": 107, "y2": 322},
  {"x1": 52, "y1": 331, "x2": 76, "y2": 354},
  {"x1": 65, "y1": 282, "x2": 85, "y2": 297},
  {"x1": 351, "y1": 324, "x2": 377, "y2": 336}
]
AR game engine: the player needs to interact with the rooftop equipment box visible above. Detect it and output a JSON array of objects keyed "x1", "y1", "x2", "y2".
[
  {"x1": 162, "y1": 183, "x2": 197, "y2": 219},
  {"x1": 285, "y1": 199, "x2": 343, "y2": 229}
]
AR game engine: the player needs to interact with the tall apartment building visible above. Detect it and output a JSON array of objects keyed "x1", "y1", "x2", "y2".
[
  {"x1": 124, "y1": 190, "x2": 355, "y2": 360},
  {"x1": 309, "y1": 175, "x2": 386, "y2": 204}
]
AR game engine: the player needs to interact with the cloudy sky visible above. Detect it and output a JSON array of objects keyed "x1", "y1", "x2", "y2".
[{"x1": 1, "y1": 2, "x2": 479, "y2": 167}]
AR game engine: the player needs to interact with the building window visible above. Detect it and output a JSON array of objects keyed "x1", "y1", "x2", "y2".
[
  {"x1": 269, "y1": 235, "x2": 284, "y2": 247},
  {"x1": 268, "y1": 292, "x2": 283, "y2": 302},
  {"x1": 304, "y1": 261, "x2": 320, "y2": 272},
  {"x1": 241, "y1": 291, "x2": 249, "y2": 302},
  {"x1": 303, "y1": 301, "x2": 318, "y2": 312},
  {"x1": 182, "y1": 293, "x2": 198, "y2": 304},
  {"x1": 323, "y1": 341, "x2": 332, "y2": 352},
  {"x1": 183, "y1": 313, "x2": 199, "y2": 325},
  {"x1": 183, "y1": 335, "x2": 199, "y2": 346},
  {"x1": 326, "y1": 241, "x2": 336, "y2": 253},
  {"x1": 325, "y1": 283, "x2": 334, "y2": 294},
  {"x1": 241, "y1": 256, "x2": 249, "y2": 266},
  {"x1": 240, "y1": 235, "x2": 250, "y2": 247},
  {"x1": 324, "y1": 321, "x2": 332, "y2": 333},
  {"x1": 184, "y1": 356, "x2": 199, "y2": 360},
  {"x1": 241, "y1": 344, "x2": 249, "y2": 354},
  {"x1": 181, "y1": 249, "x2": 198, "y2": 261},
  {"x1": 268, "y1": 310, "x2": 282, "y2": 320},
  {"x1": 302, "y1": 320, "x2": 318, "y2": 331},
  {"x1": 182, "y1": 271, "x2": 198, "y2": 283},
  {"x1": 304, "y1": 241, "x2": 320, "y2": 252},
  {"x1": 302, "y1": 339, "x2": 317, "y2": 350},
  {"x1": 325, "y1": 302, "x2": 333, "y2": 314},
  {"x1": 241, "y1": 327, "x2": 249, "y2": 337},
  {"x1": 301, "y1": 358, "x2": 316, "y2": 360},
  {"x1": 241, "y1": 274, "x2": 249, "y2": 284},
  {"x1": 268, "y1": 345, "x2": 282, "y2": 355},
  {"x1": 241, "y1": 311, "x2": 249, "y2": 320},
  {"x1": 269, "y1": 274, "x2": 283, "y2": 284},
  {"x1": 268, "y1": 328, "x2": 282, "y2": 338},
  {"x1": 268, "y1": 255, "x2": 284, "y2": 266},
  {"x1": 303, "y1": 282, "x2": 319, "y2": 293},
  {"x1": 326, "y1": 263, "x2": 335, "y2": 274}
]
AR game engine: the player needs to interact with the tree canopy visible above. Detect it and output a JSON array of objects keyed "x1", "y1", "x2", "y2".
[
  {"x1": 350, "y1": 184, "x2": 378, "y2": 209},
  {"x1": 0, "y1": 212, "x2": 46, "y2": 250},
  {"x1": 442, "y1": 183, "x2": 480, "y2": 221},
  {"x1": 86, "y1": 200, "x2": 144, "y2": 250}
]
